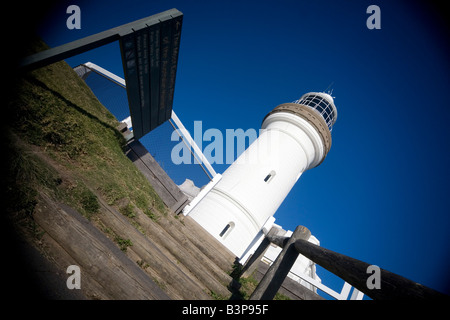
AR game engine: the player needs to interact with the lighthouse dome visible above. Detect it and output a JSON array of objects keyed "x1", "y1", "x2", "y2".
[{"x1": 293, "y1": 92, "x2": 338, "y2": 131}]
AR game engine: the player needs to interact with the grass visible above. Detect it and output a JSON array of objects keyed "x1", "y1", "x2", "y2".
[
  {"x1": 227, "y1": 262, "x2": 291, "y2": 300},
  {"x1": 5, "y1": 39, "x2": 291, "y2": 301},
  {"x1": 114, "y1": 236, "x2": 133, "y2": 252},
  {"x1": 119, "y1": 202, "x2": 136, "y2": 218},
  {"x1": 236, "y1": 274, "x2": 291, "y2": 300},
  {"x1": 144, "y1": 208, "x2": 159, "y2": 222},
  {"x1": 5, "y1": 38, "x2": 167, "y2": 227},
  {"x1": 209, "y1": 290, "x2": 228, "y2": 300},
  {"x1": 237, "y1": 274, "x2": 259, "y2": 299},
  {"x1": 5, "y1": 142, "x2": 56, "y2": 216}
]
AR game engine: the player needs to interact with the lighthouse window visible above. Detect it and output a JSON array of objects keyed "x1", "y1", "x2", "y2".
[
  {"x1": 219, "y1": 222, "x2": 235, "y2": 239},
  {"x1": 264, "y1": 170, "x2": 276, "y2": 183},
  {"x1": 219, "y1": 224, "x2": 230, "y2": 237},
  {"x1": 293, "y1": 93, "x2": 336, "y2": 131},
  {"x1": 313, "y1": 97, "x2": 322, "y2": 105}
]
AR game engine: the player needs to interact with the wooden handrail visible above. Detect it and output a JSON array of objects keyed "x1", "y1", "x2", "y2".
[
  {"x1": 245, "y1": 225, "x2": 448, "y2": 300},
  {"x1": 293, "y1": 239, "x2": 447, "y2": 300}
]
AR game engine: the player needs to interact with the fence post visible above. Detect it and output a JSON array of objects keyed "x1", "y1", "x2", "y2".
[
  {"x1": 241, "y1": 227, "x2": 283, "y2": 278},
  {"x1": 294, "y1": 239, "x2": 448, "y2": 300},
  {"x1": 250, "y1": 226, "x2": 311, "y2": 300}
]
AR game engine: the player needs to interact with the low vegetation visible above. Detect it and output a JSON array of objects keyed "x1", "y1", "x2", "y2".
[{"x1": 6, "y1": 38, "x2": 165, "y2": 242}]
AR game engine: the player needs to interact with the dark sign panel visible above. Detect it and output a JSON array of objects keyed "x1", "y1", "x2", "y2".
[
  {"x1": 20, "y1": 9, "x2": 182, "y2": 140},
  {"x1": 120, "y1": 9, "x2": 183, "y2": 139}
]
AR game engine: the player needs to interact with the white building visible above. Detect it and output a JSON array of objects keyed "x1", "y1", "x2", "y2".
[
  {"x1": 186, "y1": 92, "x2": 337, "y2": 262},
  {"x1": 182, "y1": 92, "x2": 337, "y2": 295}
]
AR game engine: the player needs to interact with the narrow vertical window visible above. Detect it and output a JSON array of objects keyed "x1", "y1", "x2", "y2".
[
  {"x1": 219, "y1": 222, "x2": 235, "y2": 239},
  {"x1": 219, "y1": 224, "x2": 230, "y2": 237},
  {"x1": 264, "y1": 170, "x2": 276, "y2": 183}
]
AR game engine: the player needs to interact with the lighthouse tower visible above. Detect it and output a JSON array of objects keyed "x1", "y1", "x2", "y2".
[{"x1": 188, "y1": 92, "x2": 337, "y2": 258}]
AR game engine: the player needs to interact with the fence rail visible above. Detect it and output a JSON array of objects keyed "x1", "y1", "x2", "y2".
[{"x1": 243, "y1": 225, "x2": 447, "y2": 300}]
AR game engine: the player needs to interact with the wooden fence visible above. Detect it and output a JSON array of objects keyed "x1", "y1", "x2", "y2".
[{"x1": 241, "y1": 226, "x2": 448, "y2": 300}]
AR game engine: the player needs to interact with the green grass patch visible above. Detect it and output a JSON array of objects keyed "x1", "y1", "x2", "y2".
[
  {"x1": 67, "y1": 181, "x2": 100, "y2": 219},
  {"x1": 144, "y1": 208, "x2": 159, "y2": 222},
  {"x1": 114, "y1": 236, "x2": 133, "y2": 252},
  {"x1": 119, "y1": 202, "x2": 136, "y2": 218},
  {"x1": 6, "y1": 38, "x2": 168, "y2": 225},
  {"x1": 235, "y1": 274, "x2": 291, "y2": 300},
  {"x1": 237, "y1": 275, "x2": 259, "y2": 300}
]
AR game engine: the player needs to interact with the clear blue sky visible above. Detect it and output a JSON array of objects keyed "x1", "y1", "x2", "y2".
[{"x1": 36, "y1": 0, "x2": 450, "y2": 297}]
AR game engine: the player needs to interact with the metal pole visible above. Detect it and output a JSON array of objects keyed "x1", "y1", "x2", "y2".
[
  {"x1": 19, "y1": 31, "x2": 120, "y2": 72},
  {"x1": 19, "y1": 9, "x2": 180, "y2": 72}
]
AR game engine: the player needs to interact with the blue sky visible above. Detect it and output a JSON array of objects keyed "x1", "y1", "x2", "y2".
[{"x1": 36, "y1": 0, "x2": 450, "y2": 297}]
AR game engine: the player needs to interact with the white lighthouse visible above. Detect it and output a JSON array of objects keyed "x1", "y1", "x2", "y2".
[{"x1": 188, "y1": 92, "x2": 337, "y2": 258}]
